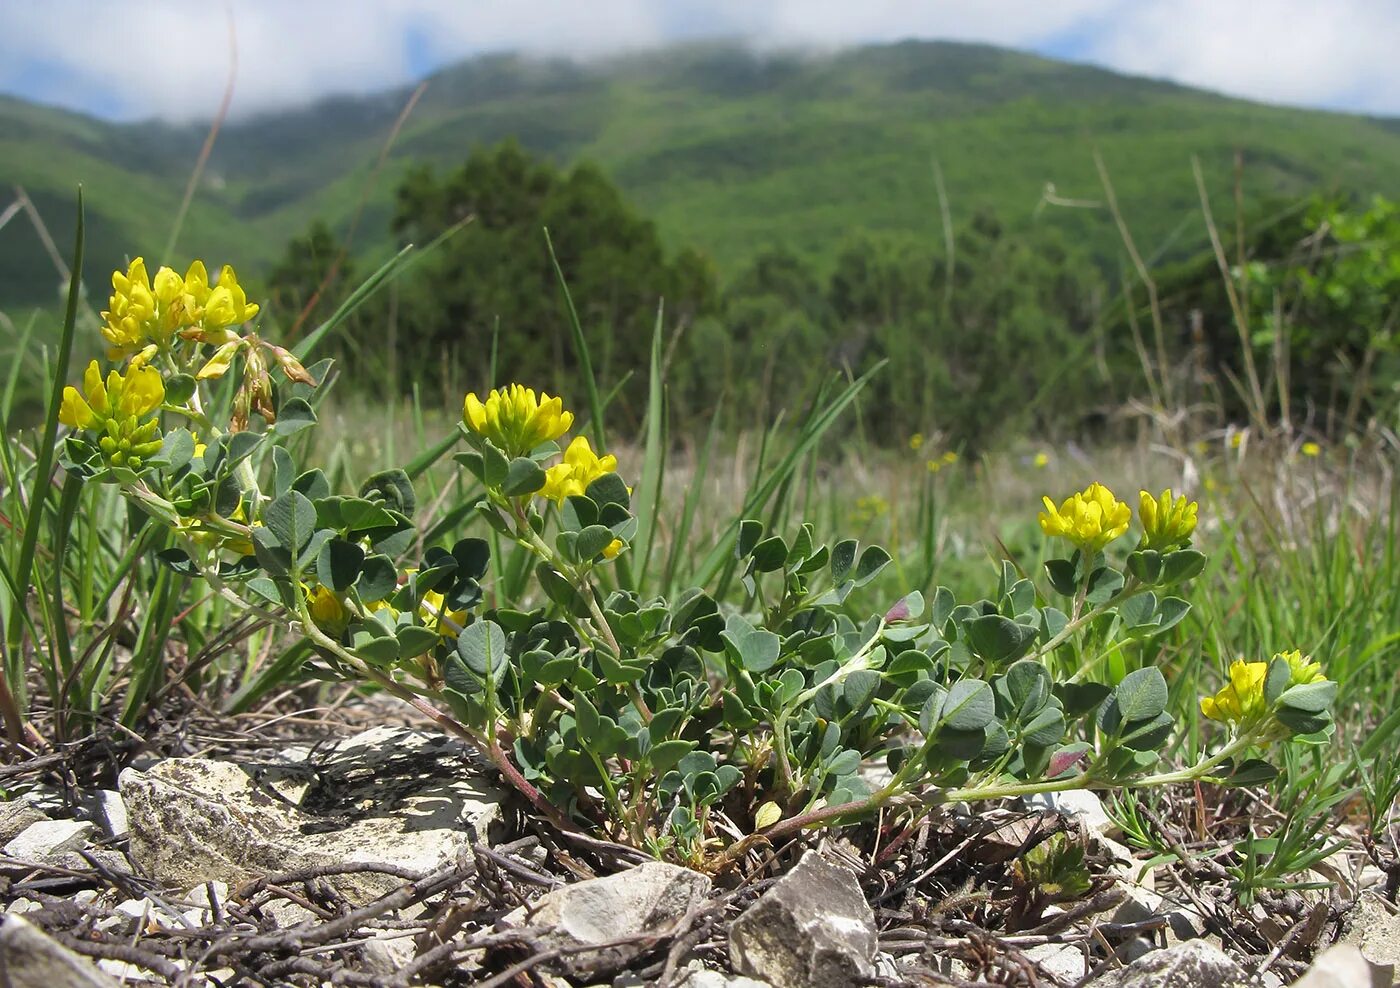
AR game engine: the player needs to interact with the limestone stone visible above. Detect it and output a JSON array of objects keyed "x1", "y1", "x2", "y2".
[
  {"x1": 728, "y1": 851, "x2": 877, "y2": 988},
  {"x1": 0, "y1": 915, "x2": 119, "y2": 987},
  {"x1": 119, "y1": 726, "x2": 504, "y2": 903},
  {"x1": 502, "y1": 861, "x2": 712, "y2": 978}
]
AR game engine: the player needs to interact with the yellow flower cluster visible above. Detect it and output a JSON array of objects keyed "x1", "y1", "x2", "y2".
[
  {"x1": 927, "y1": 451, "x2": 959, "y2": 473},
  {"x1": 1138, "y1": 489, "x2": 1198, "y2": 551},
  {"x1": 1199, "y1": 651, "x2": 1325, "y2": 728},
  {"x1": 463, "y1": 384, "x2": 573, "y2": 458},
  {"x1": 1038, "y1": 482, "x2": 1132, "y2": 554},
  {"x1": 59, "y1": 359, "x2": 166, "y2": 470},
  {"x1": 1040, "y1": 483, "x2": 1200, "y2": 556},
  {"x1": 542, "y1": 436, "x2": 618, "y2": 503},
  {"x1": 101, "y1": 258, "x2": 258, "y2": 362}
]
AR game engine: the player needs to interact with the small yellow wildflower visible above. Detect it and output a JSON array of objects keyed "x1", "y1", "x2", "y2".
[
  {"x1": 1033, "y1": 452, "x2": 1050, "y2": 469},
  {"x1": 1229, "y1": 432, "x2": 1244, "y2": 449},
  {"x1": 202, "y1": 264, "x2": 260, "y2": 330},
  {"x1": 603, "y1": 538, "x2": 624, "y2": 560},
  {"x1": 59, "y1": 359, "x2": 166, "y2": 470},
  {"x1": 1199, "y1": 659, "x2": 1269, "y2": 727},
  {"x1": 100, "y1": 258, "x2": 158, "y2": 360},
  {"x1": 1038, "y1": 482, "x2": 1131, "y2": 554},
  {"x1": 927, "y1": 459, "x2": 941, "y2": 474},
  {"x1": 306, "y1": 585, "x2": 349, "y2": 636},
  {"x1": 419, "y1": 588, "x2": 467, "y2": 637},
  {"x1": 909, "y1": 432, "x2": 924, "y2": 451},
  {"x1": 463, "y1": 384, "x2": 574, "y2": 457},
  {"x1": 942, "y1": 451, "x2": 958, "y2": 465},
  {"x1": 1138, "y1": 489, "x2": 1198, "y2": 551},
  {"x1": 1301, "y1": 441, "x2": 1321, "y2": 457},
  {"x1": 541, "y1": 435, "x2": 618, "y2": 502}
]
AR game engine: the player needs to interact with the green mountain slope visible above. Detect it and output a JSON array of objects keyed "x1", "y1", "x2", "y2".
[{"x1": 4, "y1": 40, "x2": 1400, "y2": 307}]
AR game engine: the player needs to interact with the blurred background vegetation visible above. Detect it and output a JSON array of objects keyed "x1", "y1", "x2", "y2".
[{"x1": 5, "y1": 40, "x2": 1400, "y2": 451}]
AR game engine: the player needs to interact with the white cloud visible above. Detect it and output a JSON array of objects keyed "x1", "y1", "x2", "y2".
[{"x1": 1, "y1": 0, "x2": 1397, "y2": 121}]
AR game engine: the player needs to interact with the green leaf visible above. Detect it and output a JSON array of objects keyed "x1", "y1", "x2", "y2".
[
  {"x1": 1160, "y1": 549, "x2": 1206, "y2": 585},
  {"x1": 575, "y1": 524, "x2": 616, "y2": 562},
  {"x1": 750, "y1": 536, "x2": 789, "y2": 573},
  {"x1": 457, "y1": 619, "x2": 506, "y2": 677},
  {"x1": 736, "y1": 519, "x2": 763, "y2": 558},
  {"x1": 843, "y1": 669, "x2": 881, "y2": 713},
  {"x1": 360, "y1": 468, "x2": 416, "y2": 518},
  {"x1": 1126, "y1": 550, "x2": 1163, "y2": 585},
  {"x1": 316, "y1": 538, "x2": 365, "y2": 592},
  {"x1": 941, "y1": 679, "x2": 995, "y2": 732},
  {"x1": 1224, "y1": 759, "x2": 1280, "y2": 787},
  {"x1": 273, "y1": 397, "x2": 317, "y2": 437},
  {"x1": 1264, "y1": 655, "x2": 1293, "y2": 706},
  {"x1": 586, "y1": 472, "x2": 630, "y2": 509},
  {"x1": 1084, "y1": 566, "x2": 1125, "y2": 605},
  {"x1": 352, "y1": 633, "x2": 400, "y2": 665},
  {"x1": 1022, "y1": 706, "x2": 1065, "y2": 747},
  {"x1": 152, "y1": 429, "x2": 195, "y2": 472},
  {"x1": 575, "y1": 694, "x2": 601, "y2": 742},
  {"x1": 853, "y1": 545, "x2": 892, "y2": 586},
  {"x1": 721, "y1": 617, "x2": 781, "y2": 674},
  {"x1": 503, "y1": 456, "x2": 546, "y2": 496},
  {"x1": 163, "y1": 373, "x2": 197, "y2": 405},
  {"x1": 265, "y1": 491, "x2": 316, "y2": 553},
  {"x1": 396, "y1": 625, "x2": 440, "y2": 658},
  {"x1": 650, "y1": 739, "x2": 696, "y2": 773},
  {"x1": 831, "y1": 539, "x2": 858, "y2": 582},
  {"x1": 356, "y1": 554, "x2": 398, "y2": 602},
  {"x1": 828, "y1": 748, "x2": 861, "y2": 777},
  {"x1": 1044, "y1": 558, "x2": 1078, "y2": 597},
  {"x1": 965, "y1": 614, "x2": 1034, "y2": 663},
  {"x1": 1115, "y1": 667, "x2": 1169, "y2": 723},
  {"x1": 1277, "y1": 680, "x2": 1337, "y2": 714}
]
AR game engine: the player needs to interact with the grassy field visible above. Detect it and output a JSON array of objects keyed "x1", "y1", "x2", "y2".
[{"x1": 6, "y1": 40, "x2": 1400, "y2": 307}]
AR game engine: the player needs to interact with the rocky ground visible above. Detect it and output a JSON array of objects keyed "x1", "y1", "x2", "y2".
[{"x1": 2, "y1": 725, "x2": 1397, "y2": 987}]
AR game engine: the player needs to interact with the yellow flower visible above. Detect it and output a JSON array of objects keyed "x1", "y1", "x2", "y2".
[
  {"x1": 100, "y1": 258, "x2": 158, "y2": 361},
  {"x1": 1301, "y1": 441, "x2": 1321, "y2": 458},
  {"x1": 1033, "y1": 452, "x2": 1050, "y2": 469},
  {"x1": 1038, "y1": 482, "x2": 1131, "y2": 554},
  {"x1": 603, "y1": 538, "x2": 624, "y2": 560},
  {"x1": 59, "y1": 359, "x2": 166, "y2": 470},
  {"x1": 927, "y1": 459, "x2": 942, "y2": 474},
  {"x1": 306, "y1": 585, "x2": 349, "y2": 636},
  {"x1": 1229, "y1": 432, "x2": 1244, "y2": 449},
  {"x1": 419, "y1": 588, "x2": 467, "y2": 637},
  {"x1": 541, "y1": 435, "x2": 618, "y2": 502},
  {"x1": 202, "y1": 264, "x2": 260, "y2": 330},
  {"x1": 909, "y1": 433, "x2": 924, "y2": 451},
  {"x1": 1277, "y1": 649, "x2": 1324, "y2": 686},
  {"x1": 942, "y1": 451, "x2": 958, "y2": 465},
  {"x1": 1199, "y1": 659, "x2": 1269, "y2": 727},
  {"x1": 1138, "y1": 489, "x2": 1198, "y2": 551},
  {"x1": 463, "y1": 384, "x2": 574, "y2": 458}
]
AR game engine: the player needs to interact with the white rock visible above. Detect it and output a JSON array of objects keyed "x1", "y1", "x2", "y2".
[
  {"x1": 87, "y1": 791, "x2": 127, "y2": 840},
  {"x1": 0, "y1": 914, "x2": 119, "y2": 987},
  {"x1": 502, "y1": 861, "x2": 712, "y2": 978},
  {"x1": 1293, "y1": 943, "x2": 1393, "y2": 988},
  {"x1": 0, "y1": 800, "x2": 48, "y2": 844},
  {"x1": 361, "y1": 931, "x2": 418, "y2": 976},
  {"x1": 729, "y1": 851, "x2": 876, "y2": 988},
  {"x1": 1086, "y1": 939, "x2": 1247, "y2": 987},
  {"x1": 119, "y1": 727, "x2": 504, "y2": 904},
  {"x1": 1024, "y1": 788, "x2": 1117, "y2": 835},
  {"x1": 3, "y1": 819, "x2": 94, "y2": 860},
  {"x1": 1341, "y1": 891, "x2": 1400, "y2": 969},
  {"x1": 678, "y1": 970, "x2": 774, "y2": 988},
  {"x1": 1025, "y1": 942, "x2": 1086, "y2": 981}
]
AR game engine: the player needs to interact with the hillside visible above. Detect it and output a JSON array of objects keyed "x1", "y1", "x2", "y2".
[{"x1": 5, "y1": 40, "x2": 1400, "y2": 307}]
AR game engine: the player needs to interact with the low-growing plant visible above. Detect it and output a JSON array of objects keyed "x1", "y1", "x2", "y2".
[{"x1": 35, "y1": 253, "x2": 1341, "y2": 871}]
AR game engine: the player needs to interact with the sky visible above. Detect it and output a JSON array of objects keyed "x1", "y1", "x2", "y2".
[{"x1": 2, "y1": 1, "x2": 1397, "y2": 123}]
